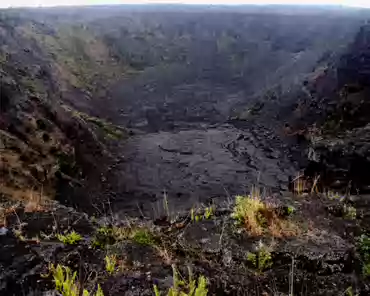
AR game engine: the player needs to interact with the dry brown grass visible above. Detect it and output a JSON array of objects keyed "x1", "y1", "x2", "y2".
[
  {"x1": 22, "y1": 188, "x2": 47, "y2": 212},
  {"x1": 232, "y1": 190, "x2": 299, "y2": 237},
  {"x1": 293, "y1": 173, "x2": 306, "y2": 195},
  {"x1": 155, "y1": 244, "x2": 174, "y2": 265},
  {"x1": 268, "y1": 216, "x2": 300, "y2": 238},
  {"x1": 0, "y1": 207, "x2": 6, "y2": 227}
]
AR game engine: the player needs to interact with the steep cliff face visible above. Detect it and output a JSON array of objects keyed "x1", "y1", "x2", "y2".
[
  {"x1": 316, "y1": 25, "x2": 370, "y2": 193},
  {"x1": 304, "y1": 23, "x2": 370, "y2": 130},
  {"x1": 276, "y1": 24, "x2": 370, "y2": 193},
  {"x1": 0, "y1": 11, "x2": 126, "y2": 209},
  {"x1": 0, "y1": 6, "x2": 368, "y2": 207}
]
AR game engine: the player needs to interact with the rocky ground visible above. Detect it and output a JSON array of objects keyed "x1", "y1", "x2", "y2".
[
  {"x1": 111, "y1": 123, "x2": 296, "y2": 218},
  {"x1": 1, "y1": 187, "x2": 370, "y2": 296}
]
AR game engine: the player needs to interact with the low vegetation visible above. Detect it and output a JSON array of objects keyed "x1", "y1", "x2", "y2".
[
  {"x1": 0, "y1": 187, "x2": 368, "y2": 295},
  {"x1": 293, "y1": 174, "x2": 306, "y2": 195},
  {"x1": 131, "y1": 228, "x2": 156, "y2": 246},
  {"x1": 104, "y1": 255, "x2": 117, "y2": 275},
  {"x1": 246, "y1": 242, "x2": 273, "y2": 273},
  {"x1": 57, "y1": 231, "x2": 82, "y2": 245},
  {"x1": 343, "y1": 204, "x2": 357, "y2": 220},
  {"x1": 92, "y1": 225, "x2": 156, "y2": 248},
  {"x1": 231, "y1": 192, "x2": 298, "y2": 237},
  {"x1": 345, "y1": 286, "x2": 358, "y2": 296},
  {"x1": 153, "y1": 265, "x2": 208, "y2": 296},
  {"x1": 49, "y1": 264, "x2": 104, "y2": 296},
  {"x1": 92, "y1": 226, "x2": 131, "y2": 248},
  {"x1": 358, "y1": 235, "x2": 370, "y2": 276},
  {"x1": 190, "y1": 205, "x2": 214, "y2": 222},
  {"x1": 62, "y1": 105, "x2": 126, "y2": 140}
]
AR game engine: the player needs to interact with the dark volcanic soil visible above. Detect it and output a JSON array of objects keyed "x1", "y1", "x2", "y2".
[{"x1": 112, "y1": 123, "x2": 296, "y2": 216}]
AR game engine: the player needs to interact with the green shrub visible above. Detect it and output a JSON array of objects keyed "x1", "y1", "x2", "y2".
[
  {"x1": 344, "y1": 205, "x2": 356, "y2": 220},
  {"x1": 92, "y1": 226, "x2": 131, "y2": 249},
  {"x1": 92, "y1": 226, "x2": 155, "y2": 248},
  {"x1": 246, "y1": 243, "x2": 273, "y2": 273},
  {"x1": 153, "y1": 265, "x2": 208, "y2": 296},
  {"x1": 92, "y1": 227, "x2": 115, "y2": 248},
  {"x1": 57, "y1": 231, "x2": 82, "y2": 245},
  {"x1": 132, "y1": 229, "x2": 156, "y2": 246},
  {"x1": 231, "y1": 194, "x2": 299, "y2": 237},
  {"x1": 231, "y1": 195, "x2": 266, "y2": 235}
]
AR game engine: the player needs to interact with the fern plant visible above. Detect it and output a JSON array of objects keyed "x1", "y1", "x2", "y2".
[
  {"x1": 49, "y1": 264, "x2": 104, "y2": 296},
  {"x1": 153, "y1": 265, "x2": 208, "y2": 296},
  {"x1": 50, "y1": 264, "x2": 79, "y2": 296},
  {"x1": 57, "y1": 231, "x2": 82, "y2": 245},
  {"x1": 105, "y1": 255, "x2": 117, "y2": 275}
]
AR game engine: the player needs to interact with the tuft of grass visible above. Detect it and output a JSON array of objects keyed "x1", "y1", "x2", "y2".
[
  {"x1": 246, "y1": 242, "x2": 273, "y2": 273},
  {"x1": 105, "y1": 255, "x2": 117, "y2": 275},
  {"x1": 204, "y1": 206, "x2": 214, "y2": 220},
  {"x1": 132, "y1": 228, "x2": 156, "y2": 246},
  {"x1": 293, "y1": 174, "x2": 306, "y2": 195},
  {"x1": 232, "y1": 195, "x2": 266, "y2": 235},
  {"x1": 155, "y1": 244, "x2": 173, "y2": 265},
  {"x1": 343, "y1": 204, "x2": 356, "y2": 220},
  {"x1": 190, "y1": 208, "x2": 196, "y2": 222},
  {"x1": 190, "y1": 207, "x2": 201, "y2": 222},
  {"x1": 24, "y1": 191, "x2": 46, "y2": 213},
  {"x1": 231, "y1": 194, "x2": 298, "y2": 237},
  {"x1": 92, "y1": 225, "x2": 156, "y2": 248},
  {"x1": 153, "y1": 265, "x2": 208, "y2": 296},
  {"x1": 96, "y1": 285, "x2": 104, "y2": 296},
  {"x1": 49, "y1": 264, "x2": 104, "y2": 296},
  {"x1": 92, "y1": 226, "x2": 132, "y2": 249},
  {"x1": 57, "y1": 231, "x2": 82, "y2": 245},
  {"x1": 163, "y1": 193, "x2": 170, "y2": 220},
  {"x1": 190, "y1": 205, "x2": 214, "y2": 222}
]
